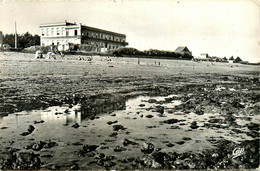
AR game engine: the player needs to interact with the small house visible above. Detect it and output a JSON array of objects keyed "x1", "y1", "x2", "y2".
[{"x1": 174, "y1": 46, "x2": 192, "y2": 56}]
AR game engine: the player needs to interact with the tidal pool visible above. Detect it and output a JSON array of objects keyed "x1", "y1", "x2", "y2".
[{"x1": 0, "y1": 94, "x2": 256, "y2": 169}]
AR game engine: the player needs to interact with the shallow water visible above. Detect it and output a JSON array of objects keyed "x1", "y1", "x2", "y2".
[{"x1": 0, "y1": 94, "x2": 256, "y2": 168}]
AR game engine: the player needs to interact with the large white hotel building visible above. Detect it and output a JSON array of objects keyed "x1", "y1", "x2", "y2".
[{"x1": 40, "y1": 21, "x2": 128, "y2": 52}]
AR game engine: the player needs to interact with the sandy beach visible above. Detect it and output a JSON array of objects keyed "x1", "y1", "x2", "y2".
[{"x1": 0, "y1": 52, "x2": 259, "y2": 170}]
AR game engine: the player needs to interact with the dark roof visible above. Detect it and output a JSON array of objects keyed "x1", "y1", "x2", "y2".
[{"x1": 175, "y1": 46, "x2": 190, "y2": 53}]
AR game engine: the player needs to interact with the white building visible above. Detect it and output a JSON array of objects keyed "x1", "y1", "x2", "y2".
[{"x1": 40, "y1": 21, "x2": 128, "y2": 52}]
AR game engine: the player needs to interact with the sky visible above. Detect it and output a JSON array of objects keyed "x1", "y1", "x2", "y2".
[{"x1": 0, "y1": 0, "x2": 259, "y2": 62}]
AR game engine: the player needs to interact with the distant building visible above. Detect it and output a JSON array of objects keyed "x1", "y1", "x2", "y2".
[
  {"x1": 199, "y1": 53, "x2": 209, "y2": 58},
  {"x1": 174, "y1": 46, "x2": 192, "y2": 56},
  {"x1": 40, "y1": 21, "x2": 128, "y2": 52}
]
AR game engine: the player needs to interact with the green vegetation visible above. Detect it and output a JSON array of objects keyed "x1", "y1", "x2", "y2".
[{"x1": 3, "y1": 32, "x2": 40, "y2": 49}]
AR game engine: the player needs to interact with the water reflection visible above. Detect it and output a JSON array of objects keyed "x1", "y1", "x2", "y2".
[{"x1": 41, "y1": 106, "x2": 81, "y2": 125}]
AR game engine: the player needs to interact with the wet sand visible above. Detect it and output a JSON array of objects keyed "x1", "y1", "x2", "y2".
[{"x1": 0, "y1": 52, "x2": 259, "y2": 169}]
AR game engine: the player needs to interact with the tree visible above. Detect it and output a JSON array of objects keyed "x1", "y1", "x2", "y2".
[
  {"x1": 229, "y1": 56, "x2": 234, "y2": 60},
  {"x1": 223, "y1": 57, "x2": 227, "y2": 61},
  {"x1": 234, "y1": 56, "x2": 242, "y2": 63},
  {"x1": 3, "y1": 32, "x2": 40, "y2": 49}
]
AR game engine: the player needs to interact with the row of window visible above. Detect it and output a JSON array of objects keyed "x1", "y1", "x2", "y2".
[
  {"x1": 82, "y1": 31, "x2": 125, "y2": 42},
  {"x1": 84, "y1": 41, "x2": 121, "y2": 49},
  {"x1": 41, "y1": 27, "x2": 66, "y2": 36},
  {"x1": 41, "y1": 28, "x2": 125, "y2": 43}
]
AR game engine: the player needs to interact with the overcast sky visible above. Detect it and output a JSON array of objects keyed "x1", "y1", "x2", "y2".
[{"x1": 0, "y1": 0, "x2": 259, "y2": 62}]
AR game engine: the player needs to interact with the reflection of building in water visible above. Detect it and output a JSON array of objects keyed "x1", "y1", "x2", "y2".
[{"x1": 41, "y1": 107, "x2": 81, "y2": 125}]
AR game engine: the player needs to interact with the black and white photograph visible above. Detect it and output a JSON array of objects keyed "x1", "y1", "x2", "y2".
[{"x1": 0, "y1": 0, "x2": 259, "y2": 170}]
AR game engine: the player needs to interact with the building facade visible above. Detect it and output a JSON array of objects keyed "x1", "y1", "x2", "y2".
[{"x1": 40, "y1": 21, "x2": 128, "y2": 52}]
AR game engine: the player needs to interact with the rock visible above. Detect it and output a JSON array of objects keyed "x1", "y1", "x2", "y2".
[
  {"x1": 20, "y1": 125, "x2": 35, "y2": 136},
  {"x1": 141, "y1": 142, "x2": 155, "y2": 154},
  {"x1": 246, "y1": 122, "x2": 259, "y2": 131},
  {"x1": 208, "y1": 118, "x2": 222, "y2": 123},
  {"x1": 195, "y1": 106, "x2": 204, "y2": 115},
  {"x1": 167, "y1": 125, "x2": 180, "y2": 129},
  {"x1": 190, "y1": 121, "x2": 199, "y2": 129},
  {"x1": 139, "y1": 104, "x2": 145, "y2": 107},
  {"x1": 31, "y1": 141, "x2": 46, "y2": 151},
  {"x1": 110, "y1": 114, "x2": 116, "y2": 117},
  {"x1": 146, "y1": 115, "x2": 154, "y2": 118},
  {"x1": 90, "y1": 116, "x2": 96, "y2": 120},
  {"x1": 64, "y1": 109, "x2": 70, "y2": 114},
  {"x1": 114, "y1": 146, "x2": 127, "y2": 152},
  {"x1": 161, "y1": 119, "x2": 179, "y2": 124},
  {"x1": 146, "y1": 125, "x2": 158, "y2": 128},
  {"x1": 113, "y1": 125, "x2": 126, "y2": 131},
  {"x1": 70, "y1": 163, "x2": 79, "y2": 170},
  {"x1": 94, "y1": 153, "x2": 106, "y2": 159},
  {"x1": 166, "y1": 143, "x2": 175, "y2": 147},
  {"x1": 1, "y1": 127, "x2": 8, "y2": 129},
  {"x1": 156, "y1": 106, "x2": 164, "y2": 115},
  {"x1": 107, "y1": 121, "x2": 118, "y2": 125},
  {"x1": 175, "y1": 141, "x2": 185, "y2": 145},
  {"x1": 148, "y1": 99, "x2": 157, "y2": 103},
  {"x1": 43, "y1": 141, "x2": 58, "y2": 148},
  {"x1": 32, "y1": 144, "x2": 42, "y2": 151},
  {"x1": 72, "y1": 142, "x2": 83, "y2": 146},
  {"x1": 34, "y1": 120, "x2": 44, "y2": 124},
  {"x1": 109, "y1": 132, "x2": 118, "y2": 137},
  {"x1": 0, "y1": 152, "x2": 42, "y2": 169},
  {"x1": 183, "y1": 137, "x2": 192, "y2": 141},
  {"x1": 71, "y1": 123, "x2": 80, "y2": 128},
  {"x1": 122, "y1": 138, "x2": 138, "y2": 146},
  {"x1": 82, "y1": 145, "x2": 99, "y2": 153}
]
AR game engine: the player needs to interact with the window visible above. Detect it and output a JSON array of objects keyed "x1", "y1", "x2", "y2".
[
  {"x1": 75, "y1": 30, "x2": 78, "y2": 36},
  {"x1": 56, "y1": 28, "x2": 60, "y2": 35},
  {"x1": 66, "y1": 31, "x2": 69, "y2": 36}
]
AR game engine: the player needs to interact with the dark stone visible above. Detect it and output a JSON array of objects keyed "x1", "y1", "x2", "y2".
[
  {"x1": 148, "y1": 99, "x2": 157, "y2": 103},
  {"x1": 95, "y1": 153, "x2": 106, "y2": 159},
  {"x1": 183, "y1": 137, "x2": 192, "y2": 141},
  {"x1": 114, "y1": 146, "x2": 127, "y2": 152},
  {"x1": 161, "y1": 119, "x2": 179, "y2": 124},
  {"x1": 34, "y1": 120, "x2": 45, "y2": 124},
  {"x1": 141, "y1": 142, "x2": 155, "y2": 154},
  {"x1": 107, "y1": 121, "x2": 118, "y2": 125},
  {"x1": 43, "y1": 141, "x2": 58, "y2": 148},
  {"x1": 113, "y1": 125, "x2": 126, "y2": 131},
  {"x1": 166, "y1": 143, "x2": 175, "y2": 147},
  {"x1": 146, "y1": 115, "x2": 154, "y2": 118},
  {"x1": 20, "y1": 125, "x2": 35, "y2": 136},
  {"x1": 208, "y1": 118, "x2": 223, "y2": 123},
  {"x1": 71, "y1": 123, "x2": 80, "y2": 128},
  {"x1": 156, "y1": 106, "x2": 165, "y2": 115},
  {"x1": 122, "y1": 138, "x2": 138, "y2": 146},
  {"x1": 109, "y1": 132, "x2": 118, "y2": 137},
  {"x1": 175, "y1": 141, "x2": 185, "y2": 145},
  {"x1": 70, "y1": 163, "x2": 79, "y2": 170},
  {"x1": 139, "y1": 104, "x2": 145, "y2": 107},
  {"x1": 82, "y1": 145, "x2": 99, "y2": 153},
  {"x1": 190, "y1": 121, "x2": 199, "y2": 129}
]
